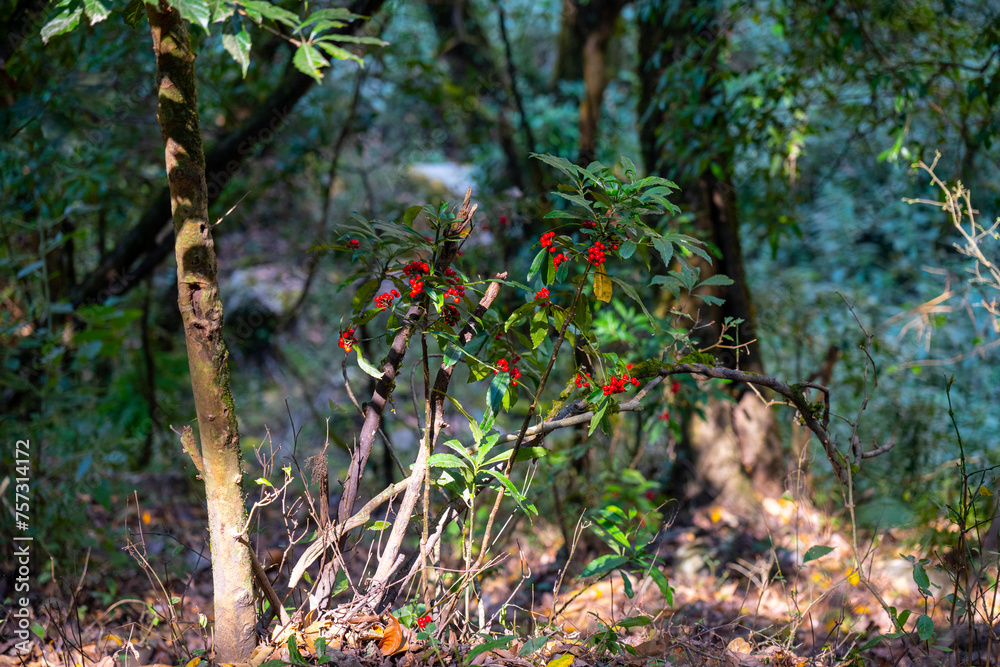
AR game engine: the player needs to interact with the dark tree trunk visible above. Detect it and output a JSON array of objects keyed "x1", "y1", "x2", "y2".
[{"x1": 639, "y1": 0, "x2": 785, "y2": 509}]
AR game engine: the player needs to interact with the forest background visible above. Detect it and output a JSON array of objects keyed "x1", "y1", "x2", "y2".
[{"x1": 3, "y1": 0, "x2": 1000, "y2": 664}]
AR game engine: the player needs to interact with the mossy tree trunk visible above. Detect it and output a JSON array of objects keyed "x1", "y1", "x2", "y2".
[
  {"x1": 639, "y1": 0, "x2": 785, "y2": 510},
  {"x1": 144, "y1": 1, "x2": 256, "y2": 660}
]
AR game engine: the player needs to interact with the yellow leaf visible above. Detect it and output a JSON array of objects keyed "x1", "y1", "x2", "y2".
[
  {"x1": 184, "y1": 658, "x2": 201, "y2": 667},
  {"x1": 546, "y1": 654, "x2": 574, "y2": 667},
  {"x1": 142, "y1": 510, "x2": 152, "y2": 525},
  {"x1": 846, "y1": 568, "x2": 860, "y2": 586},
  {"x1": 594, "y1": 265, "x2": 612, "y2": 303},
  {"x1": 710, "y1": 506, "x2": 723, "y2": 523},
  {"x1": 979, "y1": 485, "x2": 993, "y2": 497}
]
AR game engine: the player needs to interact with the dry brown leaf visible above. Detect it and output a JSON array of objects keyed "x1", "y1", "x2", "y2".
[
  {"x1": 726, "y1": 637, "x2": 752, "y2": 654},
  {"x1": 378, "y1": 613, "x2": 404, "y2": 655}
]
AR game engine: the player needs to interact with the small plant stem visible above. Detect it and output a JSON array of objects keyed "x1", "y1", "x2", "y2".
[{"x1": 470, "y1": 264, "x2": 592, "y2": 574}]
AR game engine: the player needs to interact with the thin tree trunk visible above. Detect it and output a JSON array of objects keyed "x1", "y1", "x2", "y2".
[{"x1": 144, "y1": 2, "x2": 255, "y2": 660}]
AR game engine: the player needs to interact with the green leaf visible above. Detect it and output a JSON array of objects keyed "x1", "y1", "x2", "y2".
[
  {"x1": 620, "y1": 572, "x2": 634, "y2": 598},
  {"x1": 222, "y1": 29, "x2": 252, "y2": 77},
  {"x1": 588, "y1": 399, "x2": 609, "y2": 436},
  {"x1": 208, "y1": 0, "x2": 231, "y2": 21},
  {"x1": 530, "y1": 307, "x2": 548, "y2": 349},
  {"x1": 351, "y1": 278, "x2": 379, "y2": 313},
  {"x1": 652, "y1": 236, "x2": 673, "y2": 267},
  {"x1": 293, "y1": 43, "x2": 329, "y2": 82},
  {"x1": 428, "y1": 453, "x2": 468, "y2": 470},
  {"x1": 121, "y1": 0, "x2": 145, "y2": 27},
  {"x1": 240, "y1": 0, "x2": 298, "y2": 25},
  {"x1": 298, "y1": 6, "x2": 356, "y2": 27},
  {"x1": 325, "y1": 34, "x2": 387, "y2": 46},
  {"x1": 531, "y1": 153, "x2": 581, "y2": 184},
  {"x1": 574, "y1": 297, "x2": 592, "y2": 336},
  {"x1": 316, "y1": 40, "x2": 362, "y2": 65},
  {"x1": 619, "y1": 239, "x2": 636, "y2": 259},
  {"x1": 485, "y1": 371, "x2": 511, "y2": 423},
  {"x1": 466, "y1": 636, "x2": 516, "y2": 662},
  {"x1": 167, "y1": 0, "x2": 210, "y2": 30},
  {"x1": 916, "y1": 614, "x2": 934, "y2": 641},
  {"x1": 288, "y1": 635, "x2": 305, "y2": 665},
  {"x1": 82, "y1": 0, "x2": 110, "y2": 24},
  {"x1": 483, "y1": 469, "x2": 535, "y2": 514},
  {"x1": 580, "y1": 554, "x2": 630, "y2": 578},
  {"x1": 403, "y1": 205, "x2": 422, "y2": 227},
  {"x1": 648, "y1": 567, "x2": 673, "y2": 606},
  {"x1": 912, "y1": 563, "x2": 930, "y2": 590},
  {"x1": 527, "y1": 248, "x2": 546, "y2": 281},
  {"x1": 332, "y1": 567, "x2": 349, "y2": 596},
  {"x1": 610, "y1": 276, "x2": 658, "y2": 330},
  {"x1": 355, "y1": 348, "x2": 383, "y2": 379},
  {"x1": 619, "y1": 614, "x2": 654, "y2": 630},
  {"x1": 802, "y1": 545, "x2": 835, "y2": 564},
  {"x1": 698, "y1": 273, "x2": 734, "y2": 287},
  {"x1": 40, "y1": 0, "x2": 83, "y2": 43},
  {"x1": 504, "y1": 301, "x2": 536, "y2": 331},
  {"x1": 518, "y1": 636, "x2": 550, "y2": 656}
]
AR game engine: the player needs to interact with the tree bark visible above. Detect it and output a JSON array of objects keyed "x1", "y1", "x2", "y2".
[
  {"x1": 639, "y1": 0, "x2": 785, "y2": 509},
  {"x1": 144, "y1": 2, "x2": 255, "y2": 660}
]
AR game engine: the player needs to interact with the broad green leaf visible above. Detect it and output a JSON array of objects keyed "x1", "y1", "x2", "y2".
[
  {"x1": 41, "y1": 0, "x2": 83, "y2": 43},
  {"x1": 593, "y1": 264, "x2": 612, "y2": 303},
  {"x1": 574, "y1": 297, "x2": 592, "y2": 336},
  {"x1": 82, "y1": 0, "x2": 110, "y2": 24},
  {"x1": 355, "y1": 348, "x2": 383, "y2": 379},
  {"x1": 518, "y1": 636, "x2": 549, "y2": 656},
  {"x1": 167, "y1": 0, "x2": 210, "y2": 30},
  {"x1": 504, "y1": 301, "x2": 535, "y2": 331},
  {"x1": 652, "y1": 236, "x2": 673, "y2": 267},
  {"x1": 621, "y1": 573, "x2": 634, "y2": 598},
  {"x1": 588, "y1": 399, "x2": 608, "y2": 436},
  {"x1": 222, "y1": 29, "x2": 252, "y2": 77},
  {"x1": 293, "y1": 43, "x2": 329, "y2": 82},
  {"x1": 530, "y1": 307, "x2": 548, "y2": 349},
  {"x1": 916, "y1": 614, "x2": 934, "y2": 641},
  {"x1": 332, "y1": 567, "x2": 349, "y2": 595},
  {"x1": 122, "y1": 0, "x2": 144, "y2": 27},
  {"x1": 402, "y1": 205, "x2": 422, "y2": 227},
  {"x1": 241, "y1": 0, "x2": 298, "y2": 25},
  {"x1": 351, "y1": 278, "x2": 379, "y2": 313},
  {"x1": 648, "y1": 567, "x2": 673, "y2": 606},
  {"x1": 428, "y1": 453, "x2": 468, "y2": 470},
  {"x1": 486, "y1": 371, "x2": 511, "y2": 419},
  {"x1": 483, "y1": 469, "x2": 536, "y2": 514},
  {"x1": 531, "y1": 153, "x2": 581, "y2": 185},
  {"x1": 619, "y1": 239, "x2": 636, "y2": 259},
  {"x1": 298, "y1": 6, "x2": 356, "y2": 28},
  {"x1": 802, "y1": 545, "x2": 834, "y2": 563},
  {"x1": 912, "y1": 562, "x2": 930, "y2": 590},
  {"x1": 610, "y1": 276, "x2": 658, "y2": 330},
  {"x1": 527, "y1": 248, "x2": 546, "y2": 281},
  {"x1": 316, "y1": 40, "x2": 362, "y2": 65},
  {"x1": 445, "y1": 394, "x2": 482, "y2": 444},
  {"x1": 208, "y1": 0, "x2": 231, "y2": 21},
  {"x1": 466, "y1": 637, "x2": 516, "y2": 663},
  {"x1": 579, "y1": 554, "x2": 629, "y2": 578},
  {"x1": 698, "y1": 273, "x2": 734, "y2": 287}
]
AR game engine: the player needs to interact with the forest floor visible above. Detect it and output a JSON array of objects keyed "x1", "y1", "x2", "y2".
[{"x1": 3, "y1": 471, "x2": 994, "y2": 667}]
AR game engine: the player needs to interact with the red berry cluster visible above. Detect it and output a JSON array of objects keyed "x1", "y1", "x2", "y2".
[
  {"x1": 337, "y1": 327, "x2": 357, "y2": 353},
  {"x1": 442, "y1": 304, "x2": 460, "y2": 326},
  {"x1": 534, "y1": 288, "x2": 550, "y2": 303},
  {"x1": 602, "y1": 372, "x2": 640, "y2": 395},
  {"x1": 444, "y1": 267, "x2": 465, "y2": 303},
  {"x1": 374, "y1": 289, "x2": 400, "y2": 310},
  {"x1": 403, "y1": 260, "x2": 431, "y2": 298},
  {"x1": 552, "y1": 252, "x2": 568, "y2": 269},
  {"x1": 587, "y1": 241, "x2": 608, "y2": 265},
  {"x1": 575, "y1": 371, "x2": 591, "y2": 388},
  {"x1": 495, "y1": 356, "x2": 522, "y2": 386},
  {"x1": 658, "y1": 411, "x2": 670, "y2": 421},
  {"x1": 671, "y1": 380, "x2": 681, "y2": 393},
  {"x1": 540, "y1": 231, "x2": 556, "y2": 249},
  {"x1": 347, "y1": 239, "x2": 360, "y2": 249},
  {"x1": 417, "y1": 614, "x2": 432, "y2": 630},
  {"x1": 582, "y1": 220, "x2": 596, "y2": 229}
]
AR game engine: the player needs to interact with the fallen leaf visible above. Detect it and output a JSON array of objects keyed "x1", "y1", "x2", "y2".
[{"x1": 378, "y1": 613, "x2": 404, "y2": 655}]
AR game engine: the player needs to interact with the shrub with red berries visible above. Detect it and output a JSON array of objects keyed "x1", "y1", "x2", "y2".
[
  {"x1": 586, "y1": 241, "x2": 608, "y2": 265},
  {"x1": 417, "y1": 614, "x2": 432, "y2": 630},
  {"x1": 494, "y1": 356, "x2": 522, "y2": 386},
  {"x1": 534, "y1": 288, "x2": 550, "y2": 304},
  {"x1": 575, "y1": 371, "x2": 590, "y2": 388},
  {"x1": 337, "y1": 328, "x2": 357, "y2": 353},
  {"x1": 347, "y1": 239, "x2": 360, "y2": 249},
  {"x1": 602, "y1": 372, "x2": 640, "y2": 395},
  {"x1": 374, "y1": 289, "x2": 400, "y2": 310},
  {"x1": 441, "y1": 304, "x2": 460, "y2": 327}
]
